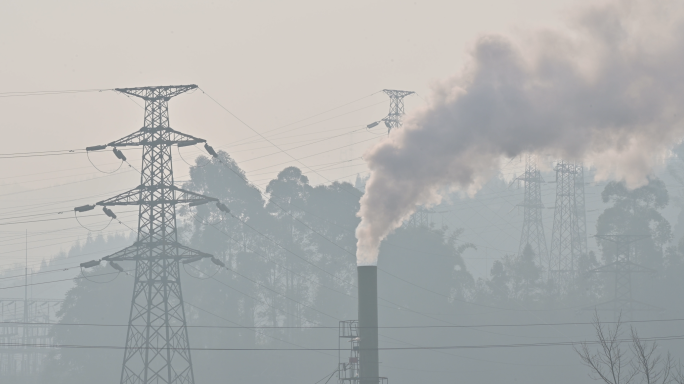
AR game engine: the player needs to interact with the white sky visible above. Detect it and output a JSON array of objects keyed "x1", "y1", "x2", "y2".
[{"x1": 0, "y1": 0, "x2": 594, "y2": 276}]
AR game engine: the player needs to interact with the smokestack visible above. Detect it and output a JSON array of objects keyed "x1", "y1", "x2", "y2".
[{"x1": 358, "y1": 265, "x2": 379, "y2": 384}]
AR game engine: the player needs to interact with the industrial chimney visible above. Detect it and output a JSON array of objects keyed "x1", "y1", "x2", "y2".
[{"x1": 357, "y1": 265, "x2": 379, "y2": 384}]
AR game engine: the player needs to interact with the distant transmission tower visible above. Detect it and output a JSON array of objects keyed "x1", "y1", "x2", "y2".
[
  {"x1": 406, "y1": 208, "x2": 432, "y2": 229},
  {"x1": 367, "y1": 88, "x2": 423, "y2": 229},
  {"x1": 77, "y1": 85, "x2": 219, "y2": 384},
  {"x1": 549, "y1": 160, "x2": 588, "y2": 289},
  {"x1": 381, "y1": 89, "x2": 414, "y2": 133},
  {"x1": 589, "y1": 235, "x2": 656, "y2": 320},
  {"x1": 515, "y1": 154, "x2": 548, "y2": 267},
  {"x1": 367, "y1": 89, "x2": 414, "y2": 134}
]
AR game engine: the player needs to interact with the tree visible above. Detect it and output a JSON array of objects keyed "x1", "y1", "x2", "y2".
[
  {"x1": 576, "y1": 313, "x2": 677, "y2": 384},
  {"x1": 508, "y1": 244, "x2": 540, "y2": 301},
  {"x1": 36, "y1": 158, "x2": 477, "y2": 383},
  {"x1": 476, "y1": 245, "x2": 543, "y2": 305},
  {"x1": 486, "y1": 259, "x2": 509, "y2": 303},
  {"x1": 377, "y1": 225, "x2": 474, "y2": 316},
  {"x1": 596, "y1": 178, "x2": 671, "y2": 269}
]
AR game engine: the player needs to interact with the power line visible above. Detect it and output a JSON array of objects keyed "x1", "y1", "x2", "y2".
[
  {"x1": 184, "y1": 261, "x2": 338, "y2": 322},
  {"x1": 0, "y1": 168, "x2": 136, "y2": 198},
  {"x1": 0, "y1": 149, "x2": 84, "y2": 158},
  {"x1": 0, "y1": 209, "x2": 136, "y2": 226},
  {"x1": 183, "y1": 301, "x2": 337, "y2": 359},
  {"x1": 195, "y1": 156, "x2": 569, "y2": 317},
  {"x1": 0, "y1": 269, "x2": 128, "y2": 291},
  {"x1": 0, "y1": 88, "x2": 111, "y2": 97},
  {"x1": 200, "y1": 89, "x2": 373, "y2": 194},
  {"x1": 238, "y1": 126, "x2": 368, "y2": 164},
  {"x1": 4, "y1": 334, "x2": 684, "y2": 351},
  {"x1": 191, "y1": 215, "x2": 358, "y2": 307},
  {"x1": 2, "y1": 317, "x2": 684, "y2": 330},
  {"x1": 0, "y1": 209, "x2": 136, "y2": 227},
  {"x1": 196, "y1": 153, "x2": 562, "y2": 314},
  {"x1": 213, "y1": 92, "x2": 384, "y2": 148},
  {"x1": 260, "y1": 91, "x2": 382, "y2": 136},
  {"x1": 261, "y1": 100, "x2": 386, "y2": 139}
]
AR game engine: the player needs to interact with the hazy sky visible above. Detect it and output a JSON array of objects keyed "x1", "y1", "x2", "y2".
[{"x1": 0, "y1": 0, "x2": 592, "y2": 276}]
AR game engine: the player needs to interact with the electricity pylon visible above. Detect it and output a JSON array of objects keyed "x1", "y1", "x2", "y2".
[
  {"x1": 78, "y1": 85, "x2": 218, "y2": 384},
  {"x1": 368, "y1": 88, "x2": 424, "y2": 230},
  {"x1": 574, "y1": 164, "x2": 588, "y2": 256},
  {"x1": 379, "y1": 89, "x2": 414, "y2": 133},
  {"x1": 549, "y1": 160, "x2": 588, "y2": 289},
  {"x1": 515, "y1": 154, "x2": 548, "y2": 268},
  {"x1": 588, "y1": 235, "x2": 656, "y2": 320},
  {"x1": 406, "y1": 208, "x2": 432, "y2": 228}
]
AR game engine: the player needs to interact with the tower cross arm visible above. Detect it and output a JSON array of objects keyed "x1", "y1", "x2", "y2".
[
  {"x1": 513, "y1": 173, "x2": 545, "y2": 183},
  {"x1": 114, "y1": 85, "x2": 198, "y2": 100},
  {"x1": 102, "y1": 128, "x2": 207, "y2": 148},
  {"x1": 100, "y1": 243, "x2": 145, "y2": 262},
  {"x1": 382, "y1": 89, "x2": 415, "y2": 98},
  {"x1": 96, "y1": 186, "x2": 218, "y2": 206},
  {"x1": 102, "y1": 241, "x2": 213, "y2": 262},
  {"x1": 173, "y1": 187, "x2": 220, "y2": 204}
]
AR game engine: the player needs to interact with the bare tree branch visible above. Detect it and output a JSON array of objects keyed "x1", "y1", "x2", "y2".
[
  {"x1": 576, "y1": 311, "x2": 680, "y2": 384},
  {"x1": 575, "y1": 312, "x2": 633, "y2": 384}
]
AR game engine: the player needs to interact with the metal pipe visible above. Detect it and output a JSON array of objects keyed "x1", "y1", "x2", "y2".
[{"x1": 357, "y1": 266, "x2": 379, "y2": 384}]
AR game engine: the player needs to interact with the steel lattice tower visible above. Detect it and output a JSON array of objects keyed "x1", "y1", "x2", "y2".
[
  {"x1": 406, "y1": 208, "x2": 431, "y2": 229},
  {"x1": 377, "y1": 89, "x2": 426, "y2": 230},
  {"x1": 515, "y1": 154, "x2": 548, "y2": 267},
  {"x1": 80, "y1": 85, "x2": 217, "y2": 384},
  {"x1": 381, "y1": 89, "x2": 414, "y2": 133},
  {"x1": 589, "y1": 235, "x2": 655, "y2": 320},
  {"x1": 549, "y1": 160, "x2": 588, "y2": 288},
  {"x1": 379, "y1": 89, "x2": 428, "y2": 229},
  {"x1": 574, "y1": 164, "x2": 588, "y2": 256}
]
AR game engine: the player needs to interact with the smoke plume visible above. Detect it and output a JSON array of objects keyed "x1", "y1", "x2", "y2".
[{"x1": 356, "y1": 0, "x2": 684, "y2": 266}]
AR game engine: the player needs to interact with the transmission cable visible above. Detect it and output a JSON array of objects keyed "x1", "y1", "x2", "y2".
[
  {"x1": 8, "y1": 316, "x2": 684, "y2": 329},
  {"x1": 220, "y1": 91, "x2": 383, "y2": 148},
  {"x1": 79, "y1": 267, "x2": 120, "y2": 284},
  {"x1": 0, "y1": 269, "x2": 130, "y2": 291},
  {"x1": 6, "y1": 333, "x2": 684, "y2": 351},
  {"x1": 180, "y1": 300, "x2": 337, "y2": 359},
  {"x1": 86, "y1": 151, "x2": 124, "y2": 174},
  {"x1": 181, "y1": 261, "x2": 221, "y2": 280},
  {"x1": 74, "y1": 211, "x2": 114, "y2": 232},
  {"x1": 185, "y1": 248, "x2": 339, "y2": 322},
  {"x1": 0, "y1": 88, "x2": 111, "y2": 97},
  {"x1": 200, "y1": 89, "x2": 371, "y2": 197}
]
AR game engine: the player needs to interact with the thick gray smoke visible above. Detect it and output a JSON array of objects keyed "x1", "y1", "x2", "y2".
[{"x1": 356, "y1": 0, "x2": 684, "y2": 265}]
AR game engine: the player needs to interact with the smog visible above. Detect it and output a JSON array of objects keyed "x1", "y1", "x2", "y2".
[{"x1": 1, "y1": 1, "x2": 684, "y2": 384}]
